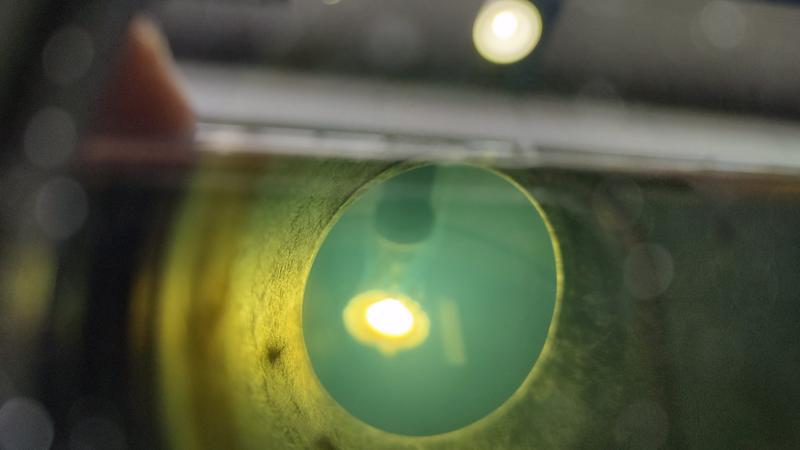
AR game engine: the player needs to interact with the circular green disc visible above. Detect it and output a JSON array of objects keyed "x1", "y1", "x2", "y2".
[{"x1": 303, "y1": 164, "x2": 558, "y2": 436}]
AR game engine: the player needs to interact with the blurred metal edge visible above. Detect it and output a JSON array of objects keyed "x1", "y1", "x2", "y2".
[{"x1": 178, "y1": 62, "x2": 800, "y2": 177}]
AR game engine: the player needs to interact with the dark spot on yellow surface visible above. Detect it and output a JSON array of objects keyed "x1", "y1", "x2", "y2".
[
  {"x1": 316, "y1": 436, "x2": 338, "y2": 450},
  {"x1": 267, "y1": 346, "x2": 283, "y2": 365}
]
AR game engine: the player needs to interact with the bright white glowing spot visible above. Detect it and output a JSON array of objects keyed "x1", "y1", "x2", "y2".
[
  {"x1": 491, "y1": 11, "x2": 519, "y2": 39},
  {"x1": 473, "y1": 0, "x2": 543, "y2": 64},
  {"x1": 365, "y1": 298, "x2": 415, "y2": 337},
  {"x1": 343, "y1": 291, "x2": 429, "y2": 355}
]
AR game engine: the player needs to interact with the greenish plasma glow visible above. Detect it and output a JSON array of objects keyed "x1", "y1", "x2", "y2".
[
  {"x1": 303, "y1": 164, "x2": 559, "y2": 435},
  {"x1": 146, "y1": 156, "x2": 650, "y2": 450}
]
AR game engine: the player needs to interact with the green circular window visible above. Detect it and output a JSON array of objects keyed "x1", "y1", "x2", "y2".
[{"x1": 303, "y1": 164, "x2": 559, "y2": 436}]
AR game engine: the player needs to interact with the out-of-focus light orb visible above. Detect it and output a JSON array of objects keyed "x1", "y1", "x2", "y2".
[
  {"x1": 473, "y1": 0, "x2": 543, "y2": 64},
  {"x1": 343, "y1": 291, "x2": 429, "y2": 355},
  {"x1": 492, "y1": 11, "x2": 519, "y2": 39},
  {"x1": 365, "y1": 298, "x2": 414, "y2": 337}
]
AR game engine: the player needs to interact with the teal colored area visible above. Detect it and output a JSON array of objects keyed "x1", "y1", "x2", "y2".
[{"x1": 303, "y1": 164, "x2": 558, "y2": 436}]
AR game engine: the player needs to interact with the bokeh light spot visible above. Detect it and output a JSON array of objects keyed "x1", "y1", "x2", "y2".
[
  {"x1": 473, "y1": 0, "x2": 543, "y2": 64},
  {"x1": 492, "y1": 11, "x2": 519, "y2": 39}
]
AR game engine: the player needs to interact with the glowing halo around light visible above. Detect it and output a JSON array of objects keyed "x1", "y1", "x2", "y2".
[
  {"x1": 343, "y1": 291, "x2": 429, "y2": 355},
  {"x1": 473, "y1": 0, "x2": 543, "y2": 64}
]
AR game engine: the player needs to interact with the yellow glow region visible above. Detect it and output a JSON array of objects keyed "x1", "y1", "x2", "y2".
[
  {"x1": 473, "y1": 0, "x2": 543, "y2": 64},
  {"x1": 343, "y1": 291, "x2": 429, "y2": 355}
]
